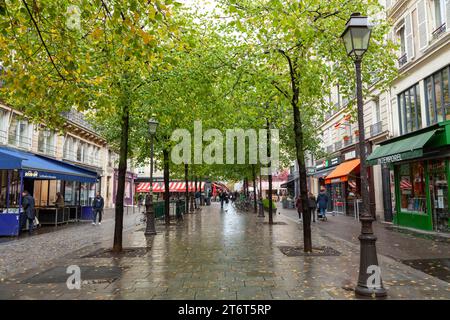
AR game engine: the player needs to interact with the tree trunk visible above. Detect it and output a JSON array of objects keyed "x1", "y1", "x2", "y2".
[
  {"x1": 267, "y1": 119, "x2": 273, "y2": 225},
  {"x1": 252, "y1": 164, "x2": 257, "y2": 213},
  {"x1": 292, "y1": 102, "x2": 312, "y2": 252},
  {"x1": 185, "y1": 164, "x2": 189, "y2": 214},
  {"x1": 163, "y1": 148, "x2": 170, "y2": 225},
  {"x1": 112, "y1": 100, "x2": 130, "y2": 253},
  {"x1": 194, "y1": 176, "x2": 198, "y2": 209}
]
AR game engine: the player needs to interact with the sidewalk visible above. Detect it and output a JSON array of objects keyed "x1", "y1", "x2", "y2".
[
  {"x1": 0, "y1": 203, "x2": 448, "y2": 300},
  {"x1": 277, "y1": 205, "x2": 450, "y2": 282}
]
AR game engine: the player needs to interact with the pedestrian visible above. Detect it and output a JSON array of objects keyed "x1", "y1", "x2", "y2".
[
  {"x1": 21, "y1": 190, "x2": 35, "y2": 235},
  {"x1": 316, "y1": 188, "x2": 329, "y2": 220},
  {"x1": 219, "y1": 191, "x2": 225, "y2": 208},
  {"x1": 308, "y1": 192, "x2": 317, "y2": 223},
  {"x1": 54, "y1": 192, "x2": 65, "y2": 208},
  {"x1": 195, "y1": 190, "x2": 201, "y2": 208},
  {"x1": 92, "y1": 192, "x2": 104, "y2": 225},
  {"x1": 295, "y1": 195, "x2": 302, "y2": 222}
]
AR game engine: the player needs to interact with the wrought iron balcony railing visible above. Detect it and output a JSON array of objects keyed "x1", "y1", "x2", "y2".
[
  {"x1": 432, "y1": 23, "x2": 447, "y2": 40},
  {"x1": 398, "y1": 53, "x2": 407, "y2": 68},
  {"x1": 370, "y1": 121, "x2": 383, "y2": 137},
  {"x1": 343, "y1": 136, "x2": 353, "y2": 147},
  {"x1": 8, "y1": 133, "x2": 32, "y2": 150},
  {"x1": 334, "y1": 141, "x2": 342, "y2": 151}
]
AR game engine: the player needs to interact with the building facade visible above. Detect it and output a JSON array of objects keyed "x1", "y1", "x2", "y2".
[
  {"x1": 0, "y1": 104, "x2": 121, "y2": 208},
  {"x1": 308, "y1": 0, "x2": 449, "y2": 232}
]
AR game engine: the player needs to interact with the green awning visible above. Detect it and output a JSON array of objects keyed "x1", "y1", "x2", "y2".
[{"x1": 367, "y1": 129, "x2": 438, "y2": 165}]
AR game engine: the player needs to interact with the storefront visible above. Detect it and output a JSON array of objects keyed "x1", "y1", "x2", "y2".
[
  {"x1": 367, "y1": 121, "x2": 450, "y2": 232},
  {"x1": 113, "y1": 170, "x2": 136, "y2": 206},
  {"x1": 0, "y1": 146, "x2": 98, "y2": 236},
  {"x1": 324, "y1": 159, "x2": 361, "y2": 216},
  {"x1": 308, "y1": 157, "x2": 342, "y2": 212}
]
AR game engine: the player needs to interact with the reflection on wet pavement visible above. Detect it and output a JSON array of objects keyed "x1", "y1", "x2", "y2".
[{"x1": 0, "y1": 202, "x2": 449, "y2": 300}]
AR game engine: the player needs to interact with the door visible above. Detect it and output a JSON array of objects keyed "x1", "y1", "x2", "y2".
[{"x1": 429, "y1": 160, "x2": 448, "y2": 232}]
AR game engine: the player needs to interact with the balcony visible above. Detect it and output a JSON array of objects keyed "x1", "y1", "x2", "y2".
[
  {"x1": 370, "y1": 121, "x2": 383, "y2": 137},
  {"x1": 61, "y1": 109, "x2": 95, "y2": 132},
  {"x1": 8, "y1": 134, "x2": 32, "y2": 150},
  {"x1": 432, "y1": 23, "x2": 447, "y2": 40},
  {"x1": 326, "y1": 145, "x2": 334, "y2": 153},
  {"x1": 63, "y1": 150, "x2": 100, "y2": 168},
  {"x1": 398, "y1": 53, "x2": 407, "y2": 68},
  {"x1": 343, "y1": 136, "x2": 353, "y2": 147},
  {"x1": 37, "y1": 144, "x2": 56, "y2": 157},
  {"x1": 334, "y1": 141, "x2": 342, "y2": 151}
]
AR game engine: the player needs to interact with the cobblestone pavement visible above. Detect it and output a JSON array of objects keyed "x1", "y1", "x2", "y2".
[{"x1": 0, "y1": 202, "x2": 449, "y2": 300}]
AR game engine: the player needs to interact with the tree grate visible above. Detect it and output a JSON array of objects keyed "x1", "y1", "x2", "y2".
[
  {"x1": 81, "y1": 247, "x2": 151, "y2": 258},
  {"x1": 278, "y1": 246, "x2": 341, "y2": 257},
  {"x1": 260, "y1": 221, "x2": 288, "y2": 225}
]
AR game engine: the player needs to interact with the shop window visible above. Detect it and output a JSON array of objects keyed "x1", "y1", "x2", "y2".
[
  {"x1": 425, "y1": 65, "x2": 450, "y2": 124},
  {"x1": 428, "y1": 159, "x2": 448, "y2": 231},
  {"x1": 399, "y1": 162, "x2": 427, "y2": 214},
  {"x1": 398, "y1": 83, "x2": 422, "y2": 134}
]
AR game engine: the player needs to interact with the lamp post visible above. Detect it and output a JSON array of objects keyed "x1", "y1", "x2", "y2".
[
  {"x1": 341, "y1": 13, "x2": 387, "y2": 298},
  {"x1": 145, "y1": 118, "x2": 159, "y2": 236}
]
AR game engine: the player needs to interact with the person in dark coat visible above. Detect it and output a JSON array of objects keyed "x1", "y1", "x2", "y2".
[
  {"x1": 316, "y1": 188, "x2": 329, "y2": 219},
  {"x1": 308, "y1": 192, "x2": 317, "y2": 223},
  {"x1": 92, "y1": 192, "x2": 104, "y2": 225},
  {"x1": 219, "y1": 191, "x2": 225, "y2": 208},
  {"x1": 21, "y1": 190, "x2": 35, "y2": 234},
  {"x1": 295, "y1": 195, "x2": 302, "y2": 221}
]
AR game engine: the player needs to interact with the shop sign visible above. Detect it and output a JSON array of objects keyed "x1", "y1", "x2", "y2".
[
  {"x1": 330, "y1": 157, "x2": 340, "y2": 165},
  {"x1": 306, "y1": 167, "x2": 316, "y2": 175},
  {"x1": 24, "y1": 171, "x2": 38, "y2": 178},
  {"x1": 345, "y1": 151, "x2": 356, "y2": 160},
  {"x1": 23, "y1": 170, "x2": 57, "y2": 179},
  {"x1": 378, "y1": 154, "x2": 402, "y2": 164}
]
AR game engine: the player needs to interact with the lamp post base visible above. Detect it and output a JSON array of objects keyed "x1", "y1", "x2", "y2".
[
  {"x1": 145, "y1": 212, "x2": 157, "y2": 236},
  {"x1": 354, "y1": 216, "x2": 387, "y2": 298}
]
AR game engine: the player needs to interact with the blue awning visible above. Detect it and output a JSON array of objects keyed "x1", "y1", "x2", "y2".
[{"x1": 0, "y1": 146, "x2": 98, "y2": 183}]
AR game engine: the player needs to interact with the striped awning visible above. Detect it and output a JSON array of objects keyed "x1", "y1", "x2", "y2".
[{"x1": 136, "y1": 181, "x2": 205, "y2": 193}]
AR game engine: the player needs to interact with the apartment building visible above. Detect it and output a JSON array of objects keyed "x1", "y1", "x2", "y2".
[
  {"x1": 307, "y1": 0, "x2": 449, "y2": 232},
  {"x1": 0, "y1": 103, "x2": 128, "y2": 209}
]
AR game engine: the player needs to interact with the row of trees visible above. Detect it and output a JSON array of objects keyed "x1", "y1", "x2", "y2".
[{"x1": 0, "y1": 0, "x2": 397, "y2": 252}]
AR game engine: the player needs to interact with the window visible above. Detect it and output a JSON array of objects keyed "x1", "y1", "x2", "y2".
[
  {"x1": 8, "y1": 116, "x2": 30, "y2": 149},
  {"x1": 373, "y1": 99, "x2": 381, "y2": 124},
  {"x1": 398, "y1": 161, "x2": 427, "y2": 214},
  {"x1": 76, "y1": 141, "x2": 83, "y2": 162},
  {"x1": 433, "y1": 0, "x2": 446, "y2": 29},
  {"x1": 425, "y1": 65, "x2": 450, "y2": 124},
  {"x1": 398, "y1": 83, "x2": 422, "y2": 134},
  {"x1": 138, "y1": 167, "x2": 145, "y2": 174},
  {"x1": 0, "y1": 109, "x2": 8, "y2": 143},
  {"x1": 37, "y1": 129, "x2": 55, "y2": 156},
  {"x1": 397, "y1": 24, "x2": 406, "y2": 56},
  {"x1": 63, "y1": 136, "x2": 74, "y2": 160}
]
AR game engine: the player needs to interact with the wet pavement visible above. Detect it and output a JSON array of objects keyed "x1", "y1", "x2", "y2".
[{"x1": 0, "y1": 202, "x2": 449, "y2": 300}]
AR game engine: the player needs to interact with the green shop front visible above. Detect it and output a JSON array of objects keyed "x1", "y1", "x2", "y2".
[{"x1": 367, "y1": 121, "x2": 450, "y2": 232}]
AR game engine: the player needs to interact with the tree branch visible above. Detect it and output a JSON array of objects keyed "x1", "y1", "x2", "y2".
[{"x1": 22, "y1": 0, "x2": 66, "y2": 81}]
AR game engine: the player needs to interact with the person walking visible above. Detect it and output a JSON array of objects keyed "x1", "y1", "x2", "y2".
[
  {"x1": 316, "y1": 188, "x2": 329, "y2": 220},
  {"x1": 295, "y1": 195, "x2": 302, "y2": 222},
  {"x1": 308, "y1": 192, "x2": 317, "y2": 223},
  {"x1": 21, "y1": 190, "x2": 35, "y2": 235},
  {"x1": 219, "y1": 191, "x2": 225, "y2": 208},
  {"x1": 195, "y1": 190, "x2": 201, "y2": 208},
  {"x1": 92, "y1": 192, "x2": 104, "y2": 225}
]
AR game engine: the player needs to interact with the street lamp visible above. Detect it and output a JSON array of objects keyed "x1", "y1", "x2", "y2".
[
  {"x1": 145, "y1": 118, "x2": 159, "y2": 236},
  {"x1": 341, "y1": 13, "x2": 387, "y2": 298}
]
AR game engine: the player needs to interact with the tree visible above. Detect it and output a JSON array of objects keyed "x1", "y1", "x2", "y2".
[
  {"x1": 220, "y1": 0, "x2": 397, "y2": 251},
  {"x1": 0, "y1": 0, "x2": 181, "y2": 252}
]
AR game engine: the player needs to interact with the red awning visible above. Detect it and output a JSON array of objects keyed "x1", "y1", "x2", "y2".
[{"x1": 135, "y1": 181, "x2": 205, "y2": 193}]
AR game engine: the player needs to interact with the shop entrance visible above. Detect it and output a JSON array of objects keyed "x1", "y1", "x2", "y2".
[{"x1": 429, "y1": 160, "x2": 449, "y2": 232}]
